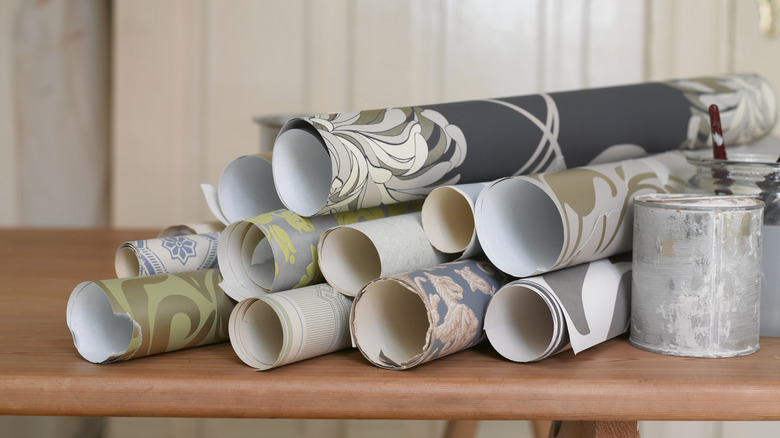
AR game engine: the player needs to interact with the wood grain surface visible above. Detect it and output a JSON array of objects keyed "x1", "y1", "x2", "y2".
[{"x1": 1, "y1": 229, "x2": 779, "y2": 421}]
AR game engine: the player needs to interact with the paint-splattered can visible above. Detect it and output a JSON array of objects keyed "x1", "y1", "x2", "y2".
[{"x1": 630, "y1": 193, "x2": 764, "y2": 357}]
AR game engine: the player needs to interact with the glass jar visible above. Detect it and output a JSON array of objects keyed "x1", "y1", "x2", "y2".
[{"x1": 686, "y1": 151, "x2": 780, "y2": 337}]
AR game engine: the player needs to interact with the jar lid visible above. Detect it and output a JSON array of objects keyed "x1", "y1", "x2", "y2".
[{"x1": 634, "y1": 193, "x2": 764, "y2": 211}]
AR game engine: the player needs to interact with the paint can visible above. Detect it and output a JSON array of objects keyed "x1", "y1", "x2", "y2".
[{"x1": 630, "y1": 193, "x2": 763, "y2": 358}]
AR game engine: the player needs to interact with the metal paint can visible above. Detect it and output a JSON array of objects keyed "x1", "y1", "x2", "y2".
[{"x1": 631, "y1": 193, "x2": 764, "y2": 357}]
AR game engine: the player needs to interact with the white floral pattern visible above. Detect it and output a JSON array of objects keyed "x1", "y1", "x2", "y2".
[{"x1": 310, "y1": 108, "x2": 466, "y2": 214}]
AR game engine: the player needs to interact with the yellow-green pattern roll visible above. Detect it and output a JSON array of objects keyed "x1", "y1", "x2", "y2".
[{"x1": 66, "y1": 269, "x2": 235, "y2": 363}]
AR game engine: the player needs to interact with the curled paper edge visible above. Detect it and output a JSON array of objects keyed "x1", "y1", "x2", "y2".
[
  {"x1": 201, "y1": 182, "x2": 230, "y2": 226},
  {"x1": 217, "y1": 220, "x2": 273, "y2": 302},
  {"x1": 351, "y1": 276, "x2": 430, "y2": 370},
  {"x1": 66, "y1": 281, "x2": 141, "y2": 364},
  {"x1": 217, "y1": 154, "x2": 283, "y2": 224},
  {"x1": 484, "y1": 279, "x2": 569, "y2": 363},
  {"x1": 230, "y1": 284, "x2": 353, "y2": 370}
]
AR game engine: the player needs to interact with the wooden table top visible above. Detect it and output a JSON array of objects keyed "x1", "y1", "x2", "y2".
[{"x1": 1, "y1": 228, "x2": 779, "y2": 421}]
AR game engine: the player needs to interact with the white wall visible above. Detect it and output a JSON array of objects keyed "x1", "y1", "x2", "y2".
[
  {"x1": 1, "y1": 0, "x2": 109, "y2": 227},
  {"x1": 111, "y1": 0, "x2": 650, "y2": 228},
  {"x1": 0, "y1": 0, "x2": 22, "y2": 226}
]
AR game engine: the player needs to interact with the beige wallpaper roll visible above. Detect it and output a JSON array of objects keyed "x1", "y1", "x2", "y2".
[
  {"x1": 421, "y1": 183, "x2": 488, "y2": 259},
  {"x1": 229, "y1": 283, "x2": 353, "y2": 370},
  {"x1": 318, "y1": 212, "x2": 451, "y2": 297},
  {"x1": 475, "y1": 151, "x2": 692, "y2": 277}
]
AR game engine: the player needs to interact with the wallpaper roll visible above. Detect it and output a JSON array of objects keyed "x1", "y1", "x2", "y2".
[
  {"x1": 272, "y1": 73, "x2": 777, "y2": 216},
  {"x1": 484, "y1": 256, "x2": 631, "y2": 363},
  {"x1": 351, "y1": 259, "x2": 507, "y2": 370},
  {"x1": 218, "y1": 200, "x2": 424, "y2": 301},
  {"x1": 201, "y1": 153, "x2": 284, "y2": 225},
  {"x1": 66, "y1": 269, "x2": 234, "y2": 363},
  {"x1": 115, "y1": 232, "x2": 220, "y2": 278},
  {"x1": 421, "y1": 183, "x2": 488, "y2": 259},
  {"x1": 229, "y1": 283, "x2": 353, "y2": 370},
  {"x1": 318, "y1": 212, "x2": 451, "y2": 297},
  {"x1": 158, "y1": 221, "x2": 225, "y2": 238},
  {"x1": 474, "y1": 151, "x2": 693, "y2": 278}
]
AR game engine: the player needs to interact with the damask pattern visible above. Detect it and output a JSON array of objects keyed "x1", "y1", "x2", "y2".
[
  {"x1": 116, "y1": 232, "x2": 219, "y2": 277},
  {"x1": 352, "y1": 259, "x2": 507, "y2": 370},
  {"x1": 67, "y1": 269, "x2": 235, "y2": 363}
]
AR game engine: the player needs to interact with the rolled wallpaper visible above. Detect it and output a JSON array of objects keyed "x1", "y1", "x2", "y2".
[
  {"x1": 484, "y1": 256, "x2": 631, "y2": 363},
  {"x1": 158, "y1": 221, "x2": 225, "y2": 238},
  {"x1": 421, "y1": 183, "x2": 488, "y2": 259},
  {"x1": 474, "y1": 151, "x2": 693, "y2": 278},
  {"x1": 201, "y1": 153, "x2": 284, "y2": 225},
  {"x1": 351, "y1": 259, "x2": 507, "y2": 370},
  {"x1": 66, "y1": 269, "x2": 234, "y2": 363},
  {"x1": 218, "y1": 200, "x2": 424, "y2": 301},
  {"x1": 318, "y1": 212, "x2": 451, "y2": 297},
  {"x1": 115, "y1": 232, "x2": 220, "y2": 278},
  {"x1": 272, "y1": 73, "x2": 777, "y2": 216},
  {"x1": 229, "y1": 283, "x2": 353, "y2": 370}
]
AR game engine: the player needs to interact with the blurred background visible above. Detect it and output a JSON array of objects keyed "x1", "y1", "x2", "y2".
[
  {"x1": 1, "y1": 0, "x2": 779, "y2": 230},
  {"x1": 1, "y1": 0, "x2": 779, "y2": 436}
]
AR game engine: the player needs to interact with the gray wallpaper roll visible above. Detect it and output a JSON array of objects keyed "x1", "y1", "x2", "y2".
[
  {"x1": 272, "y1": 73, "x2": 777, "y2": 216},
  {"x1": 484, "y1": 256, "x2": 631, "y2": 363}
]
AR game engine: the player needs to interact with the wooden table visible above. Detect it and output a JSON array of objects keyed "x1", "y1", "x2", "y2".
[{"x1": 1, "y1": 229, "x2": 779, "y2": 438}]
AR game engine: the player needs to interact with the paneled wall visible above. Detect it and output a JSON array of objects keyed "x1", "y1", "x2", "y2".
[
  {"x1": 1, "y1": 0, "x2": 779, "y2": 437},
  {"x1": 112, "y1": 0, "x2": 651, "y2": 227},
  {"x1": 111, "y1": 0, "x2": 780, "y2": 228},
  {"x1": 0, "y1": 0, "x2": 22, "y2": 225}
]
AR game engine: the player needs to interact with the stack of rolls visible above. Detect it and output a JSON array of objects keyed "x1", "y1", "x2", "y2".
[{"x1": 66, "y1": 73, "x2": 779, "y2": 368}]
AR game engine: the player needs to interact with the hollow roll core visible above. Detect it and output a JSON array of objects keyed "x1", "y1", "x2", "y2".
[
  {"x1": 476, "y1": 179, "x2": 564, "y2": 277},
  {"x1": 484, "y1": 284, "x2": 556, "y2": 362},
  {"x1": 352, "y1": 279, "x2": 429, "y2": 366},
  {"x1": 114, "y1": 247, "x2": 140, "y2": 278},
  {"x1": 272, "y1": 126, "x2": 332, "y2": 217},
  {"x1": 318, "y1": 227, "x2": 381, "y2": 296},
  {"x1": 66, "y1": 282, "x2": 135, "y2": 364},
  {"x1": 235, "y1": 299, "x2": 284, "y2": 369},
  {"x1": 421, "y1": 186, "x2": 475, "y2": 253}
]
